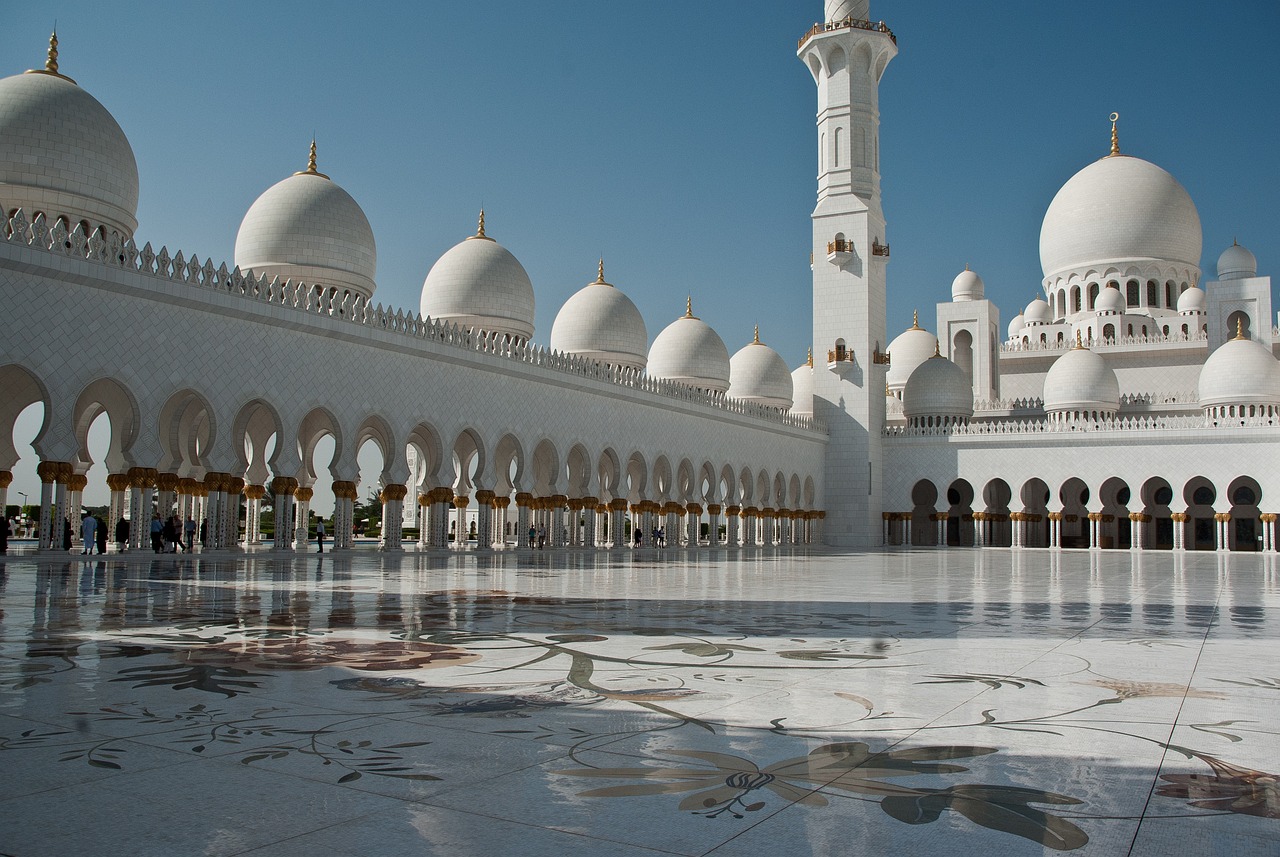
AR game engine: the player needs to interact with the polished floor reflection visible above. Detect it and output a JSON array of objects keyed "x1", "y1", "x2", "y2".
[{"x1": 1, "y1": 547, "x2": 1277, "y2": 856}]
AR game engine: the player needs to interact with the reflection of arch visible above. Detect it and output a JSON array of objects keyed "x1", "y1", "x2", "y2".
[
  {"x1": 1183, "y1": 475, "x2": 1216, "y2": 551},
  {"x1": 945, "y1": 478, "x2": 973, "y2": 546},
  {"x1": 491, "y1": 433, "x2": 524, "y2": 496},
  {"x1": 910, "y1": 479, "x2": 938, "y2": 546},
  {"x1": 160, "y1": 389, "x2": 217, "y2": 475},
  {"x1": 1227, "y1": 475, "x2": 1262, "y2": 551},
  {"x1": 451, "y1": 428, "x2": 486, "y2": 494},
  {"x1": 72, "y1": 377, "x2": 139, "y2": 473},
  {"x1": 297, "y1": 407, "x2": 342, "y2": 484},
  {"x1": 1139, "y1": 476, "x2": 1174, "y2": 550},
  {"x1": 0, "y1": 364, "x2": 50, "y2": 470}
]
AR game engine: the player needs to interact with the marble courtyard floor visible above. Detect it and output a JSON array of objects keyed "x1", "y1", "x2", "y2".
[{"x1": 0, "y1": 546, "x2": 1277, "y2": 856}]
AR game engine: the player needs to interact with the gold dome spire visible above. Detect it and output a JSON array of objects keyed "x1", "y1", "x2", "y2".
[
  {"x1": 467, "y1": 209, "x2": 493, "y2": 241},
  {"x1": 932, "y1": 339, "x2": 941, "y2": 358},
  {"x1": 293, "y1": 139, "x2": 330, "y2": 179},
  {"x1": 1233, "y1": 317, "x2": 1247, "y2": 341},
  {"x1": 26, "y1": 30, "x2": 76, "y2": 83},
  {"x1": 685, "y1": 296, "x2": 694, "y2": 319},
  {"x1": 1074, "y1": 330, "x2": 1085, "y2": 349},
  {"x1": 753, "y1": 324, "x2": 761, "y2": 345},
  {"x1": 1108, "y1": 112, "x2": 1121, "y2": 157},
  {"x1": 807, "y1": 347, "x2": 813, "y2": 368},
  {"x1": 595, "y1": 258, "x2": 606, "y2": 284},
  {"x1": 910, "y1": 309, "x2": 920, "y2": 330}
]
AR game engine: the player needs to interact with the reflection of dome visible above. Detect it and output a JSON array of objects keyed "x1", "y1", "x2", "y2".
[
  {"x1": 903, "y1": 352, "x2": 973, "y2": 422},
  {"x1": 1177, "y1": 286, "x2": 1205, "y2": 313},
  {"x1": 235, "y1": 144, "x2": 377, "y2": 299},
  {"x1": 1216, "y1": 241, "x2": 1257, "y2": 281},
  {"x1": 951, "y1": 267, "x2": 984, "y2": 301},
  {"x1": 1040, "y1": 151, "x2": 1201, "y2": 281},
  {"x1": 727, "y1": 328, "x2": 793, "y2": 409},
  {"x1": 1198, "y1": 334, "x2": 1280, "y2": 413},
  {"x1": 1007, "y1": 312, "x2": 1025, "y2": 340},
  {"x1": 886, "y1": 312, "x2": 937, "y2": 388},
  {"x1": 647, "y1": 299, "x2": 731, "y2": 393},
  {"x1": 549, "y1": 262, "x2": 647, "y2": 370},
  {"x1": 790, "y1": 354, "x2": 815, "y2": 417},
  {"x1": 1023, "y1": 298, "x2": 1052, "y2": 324},
  {"x1": 1094, "y1": 286, "x2": 1125, "y2": 314},
  {"x1": 420, "y1": 212, "x2": 535, "y2": 342},
  {"x1": 0, "y1": 37, "x2": 139, "y2": 238},
  {"x1": 1043, "y1": 343, "x2": 1120, "y2": 414}
]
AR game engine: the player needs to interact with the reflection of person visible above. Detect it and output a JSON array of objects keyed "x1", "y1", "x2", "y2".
[{"x1": 315, "y1": 516, "x2": 326, "y2": 553}]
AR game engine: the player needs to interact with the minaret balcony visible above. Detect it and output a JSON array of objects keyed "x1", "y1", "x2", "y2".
[
  {"x1": 827, "y1": 346, "x2": 857, "y2": 374},
  {"x1": 826, "y1": 238, "x2": 856, "y2": 267}
]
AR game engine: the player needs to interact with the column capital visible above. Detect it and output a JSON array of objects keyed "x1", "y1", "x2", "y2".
[
  {"x1": 66, "y1": 473, "x2": 89, "y2": 492},
  {"x1": 0, "y1": 470, "x2": 10, "y2": 489},
  {"x1": 379, "y1": 484, "x2": 409, "y2": 502},
  {"x1": 726, "y1": 505, "x2": 742, "y2": 516},
  {"x1": 244, "y1": 484, "x2": 267, "y2": 500},
  {"x1": 155, "y1": 472, "x2": 180, "y2": 492},
  {"x1": 294, "y1": 486, "x2": 315, "y2": 503},
  {"x1": 270, "y1": 475, "x2": 298, "y2": 496},
  {"x1": 105, "y1": 472, "x2": 130, "y2": 492}
]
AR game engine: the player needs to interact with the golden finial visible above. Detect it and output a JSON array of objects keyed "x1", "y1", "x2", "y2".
[
  {"x1": 1108, "y1": 112, "x2": 1120, "y2": 156},
  {"x1": 467, "y1": 209, "x2": 492, "y2": 241},
  {"x1": 965, "y1": 263, "x2": 970, "y2": 271},
  {"x1": 910, "y1": 309, "x2": 920, "y2": 330},
  {"x1": 294, "y1": 139, "x2": 330, "y2": 179},
  {"x1": 933, "y1": 339, "x2": 941, "y2": 357},
  {"x1": 1075, "y1": 330, "x2": 1084, "y2": 349},
  {"x1": 1234, "y1": 317, "x2": 1246, "y2": 340},
  {"x1": 685, "y1": 296, "x2": 693, "y2": 318},
  {"x1": 26, "y1": 29, "x2": 76, "y2": 83},
  {"x1": 595, "y1": 258, "x2": 606, "y2": 284},
  {"x1": 753, "y1": 325, "x2": 761, "y2": 345},
  {"x1": 806, "y1": 347, "x2": 813, "y2": 368}
]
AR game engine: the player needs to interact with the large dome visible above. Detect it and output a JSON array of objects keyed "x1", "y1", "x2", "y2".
[
  {"x1": 1039, "y1": 153, "x2": 1201, "y2": 281},
  {"x1": 1198, "y1": 334, "x2": 1280, "y2": 411},
  {"x1": 0, "y1": 40, "x2": 139, "y2": 238},
  {"x1": 727, "y1": 328, "x2": 793, "y2": 410},
  {"x1": 886, "y1": 313, "x2": 937, "y2": 388},
  {"x1": 420, "y1": 213, "x2": 535, "y2": 342},
  {"x1": 647, "y1": 300, "x2": 730, "y2": 393},
  {"x1": 549, "y1": 262, "x2": 648, "y2": 371},
  {"x1": 235, "y1": 145, "x2": 376, "y2": 300},
  {"x1": 790, "y1": 354, "x2": 815, "y2": 417},
  {"x1": 1043, "y1": 343, "x2": 1120, "y2": 414},
  {"x1": 903, "y1": 352, "x2": 973, "y2": 421}
]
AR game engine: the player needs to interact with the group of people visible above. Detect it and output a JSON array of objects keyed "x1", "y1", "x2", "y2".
[
  {"x1": 77, "y1": 513, "x2": 109, "y2": 554},
  {"x1": 148, "y1": 512, "x2": 199, "y2": 553},
  {"x1": 633, "y1": 526, "x2": 667, "y2": 546},
  {"x1": 528, "y1": 524, "x2": 548, "y2": 549}
]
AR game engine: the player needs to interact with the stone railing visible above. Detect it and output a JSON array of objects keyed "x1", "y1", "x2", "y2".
[
  {"x1": 973, "y1": 396, "x2": 1044, "y2": 412},
  {"x1": 1, "y1": 209, "x2": 822, "y2": 434},
  {"x1": 1001, "y1": 329, "x2": 1208, "y2": 354},
  {"x1": 885, "y1": 412, "x2": 1278, "y2": 438},
  {"x1": 799, "y1": 17, "x2": 896, "y2": 50}
]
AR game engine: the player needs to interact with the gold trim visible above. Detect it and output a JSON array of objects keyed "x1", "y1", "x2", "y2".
[
  {"x1": 1108, "y1": 111, "x2": 1120, "y2": 157},
  {"x1": 25, "y1": 31, "x2": 76, "y2": 83},
  {"x1": 467, "y1": 209, "x2": 494, "y2": 241},
  {"x1": 293, "y1": 139, "x2": 330, "y2": 179},
  {"x1": 595, "y1": 258, "x2": 606, "y2": 284}
]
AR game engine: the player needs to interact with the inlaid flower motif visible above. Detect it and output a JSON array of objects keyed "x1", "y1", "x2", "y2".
[
  {"x1": 1088, "y1": 679, "x2": 1226, "y2": 701},
  {"x1": 1156, "y1": 754, "x2": 1280, "y2": 819},
  {"x1": 186, "y1": 635, "x2": 480, "y2": 672}
]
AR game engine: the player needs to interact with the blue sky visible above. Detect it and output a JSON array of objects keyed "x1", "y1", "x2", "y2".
[{"x1": 4, "y1": 1, "x2": 1278, "y2": 508}]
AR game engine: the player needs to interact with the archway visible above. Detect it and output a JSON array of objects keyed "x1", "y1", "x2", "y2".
[
  {"x1": 1098, "y1": 477, "x2": 1131, "y2": 549},
  {"x1": 1183, "y1": 476, "x2": 1217, "y2": 551},
  {"x1": 945, "y1": 478, "x2": 974, "y2": 546},
  {"x1": 910, "y1": 479, "x2": 938, "y2": 546},
  {"x1": 1019, "y1": 478, "x2": 1050, "y2": 547},
  {"x1": 1227, "y1": 476, "x2": 1262, "y2": 551},
  {"x1": 1139, "y1": 476, "x2": 1174, "y2": 550}
]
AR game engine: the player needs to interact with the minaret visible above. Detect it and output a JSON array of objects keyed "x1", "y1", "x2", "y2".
[{"x1": 798, "y1": 1, "x2": 897, "y2": 547}]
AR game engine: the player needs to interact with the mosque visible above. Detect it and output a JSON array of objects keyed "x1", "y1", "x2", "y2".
[{"x1": 0, "y1": 1, "x2": 1277, "y2": 555}]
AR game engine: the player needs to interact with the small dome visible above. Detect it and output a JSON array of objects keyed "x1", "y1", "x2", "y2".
[
  {"x1": 1177, "y1": 285, "x2": 1206, "y2": 313},
  {"x1": 0, "y1": 41, "x2": 139, "y2": 238},
  {"x1": 790, "y1": 355, "x2": 815, "y2": 417},
  {"x1": 1039, "y1": 152, "x2": 1201, "y2": 280},
  {"x1": 1043, "y1": 344, "x2": 1120, "y2": 413},
  {"x1": 727, "y1": 328, "x2": 793, "y2": 409},
  {"x1": 235, "y1": 145, "x2": 376, "y2": 299},
  {"x1": 1094, "y1": 285, "x2": 1125, "y2": 314},
  {"x1": 886, "y1": 313, "x2": 938, "y2": 388},
  {"x1": 549, "y1": 262, "x2": 647, "y2": 370},
  {"x1": 647, "y1": 300, "x2": 731, "y2": 393},
  {"x1": 1216, "y1": 241, "x2": 1257, "y2": 281},
  {"x1": 825, "y1": 0, "x2": 870, "y2": 20},
  {"x1": 903, "y1": 353, "x2": 973, "y2": 420},
  {"x1": 1198, "y1": 335, "x2": 1280, "y2": 410},
  {"x1": 951, "y1": 267, "x2": 984, "y2": 301},
  {"x1": 1007, "y1": 312, "x2": 1026, "y2": 340},
  {"x1": 420, "y1": 212, "x2": 535, "y2": 342},
  {"x1": 1023, "y1": 298, "x2": 1052, "y2": 324}
]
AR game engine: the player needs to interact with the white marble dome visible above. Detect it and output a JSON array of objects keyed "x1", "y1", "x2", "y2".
[
  {"x1": 1007, "y1": 312, "x2": 1025, "y2": 340},
  {"x1": 951, "y1": 267, "x2": 984, "y2": 301},
  {"x1": 0, "y1": 49, "x2": 139, "y2": 238},
  {"x1": 903, "y1": 353, "x2": 973, "y2": 421},
  {"x1": 647, "y1": 301, "x2": 731, "y2": 393},
  {"x1": 1042, "y1": 344, "x2": 1120, "y2": 414},
  {"x1": 235, "y1": 148, "x2": 376, "y2": 300},
  {"x1": 549, "y1": 262, "x2": 647, "y2": 371},
  {"x1": 727, "y1": 329, "x2": 793, "y2": 410},
  {"x1": 420, "y1": 213, "x2": 535, "y2": 342},
  {"x1": 1023, "y1": 297, "x2": 1052, "y2": 325},
  {"x1": 790, "y1": 357, "x2": 815, "y2": 417},
  {"x1": 1177, "y1": 285, "x2": 1206, "y2": 313},
  {"x1": 1198, "y1": 335, "x2": 1280, "y2": 411},
  {"x1": 886, "y1": 315, "x2": 938, "y2": 388},
  {"x1": 825, "y1": 0, "x2": 870, "y2": 20},
  {"x1": 1040, "y1": 153, "x2": 1201, "y2": 281},
  {"x1": 1094, "y1": 285, "x2": 1125, "y2": 314},
  {"x1": 1216, "y1": 241, "x2": 1257, "y2": 281}
]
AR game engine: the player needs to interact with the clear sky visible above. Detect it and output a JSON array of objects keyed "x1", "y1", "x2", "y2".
[{"x1": 4, "y1": 1, "x2": 1278, "y2": 511}]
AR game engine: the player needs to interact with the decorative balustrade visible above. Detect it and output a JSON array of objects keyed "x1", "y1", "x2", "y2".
[
  {"x1": 1, "y1": 209, "x2": 822, "y2": 434},
  {"x1": 1002, "y1": 329, "x2": 1208, "y2": 354},
  {"x1": 798, "y1": 17, "x2": 896, "y2": 50},
  {"x1": 885, "y1": 411, "x2": 1277, "y2": 438}
]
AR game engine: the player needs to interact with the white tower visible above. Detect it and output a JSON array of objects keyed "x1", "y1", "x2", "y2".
[{"x1": 799, "y1": 1, "x2": 897, "y2": 547}]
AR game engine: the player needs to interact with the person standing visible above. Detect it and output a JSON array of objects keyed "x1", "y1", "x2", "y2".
[
  {"x1": 0, "y1": 515, "x2": 9, "y2": 554},
  {"x1": 63, "y1": 518, "x2": 72, "y2": 551},
  {"x1": 96, "y1": 517, "x2": 107, "y2": 555},
  {"x1": 163, "y1": 515, "x2": 178, "y2": 553},
  {"x1": 114, "y1": 517, "x2": 129, "y2": 552},
  {"x1": 150, "y1": 513, "x2": 163, "y2": 553},
  {"x1": 81, "y1": 513, "x2": 97, "y2": 554},
  {"x1": 184, "y1": 517, "x2": 196, "y2": 553},
  {"x1": 315, "y1": 515, "x2": 326, "y2": 553}
]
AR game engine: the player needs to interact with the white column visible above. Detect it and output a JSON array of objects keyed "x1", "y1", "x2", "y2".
[
  {"x1": 271, "y1": 476, "x2": 297, "y2": 552},
  {"x1": 726, "y1": 506, "x2": 741, "y2": 547},
  {"x1": 294, "y1": 486, "x2": 313, "y2": 550},
  {"x1": 474, "y1": 491, "x2": 494, "y2": 551}
]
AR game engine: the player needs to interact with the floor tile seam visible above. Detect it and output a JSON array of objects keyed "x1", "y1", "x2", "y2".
[{"x1": 1125, "y1": 586, "x2": 1223, "y2": 856}]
